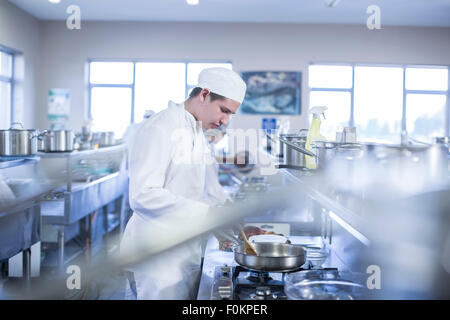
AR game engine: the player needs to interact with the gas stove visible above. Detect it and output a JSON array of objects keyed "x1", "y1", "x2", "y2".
[{"x1": 211, "y1": 264, "x2": 340, "y2": 300}]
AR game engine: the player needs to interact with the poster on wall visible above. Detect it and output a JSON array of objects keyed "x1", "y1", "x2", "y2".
[
  {"x1": 239, "y1": 71, "x2": 301, "y2": 115},
  {"x1": 48, "y1": 88, "x2": 70, "y2": 130}
]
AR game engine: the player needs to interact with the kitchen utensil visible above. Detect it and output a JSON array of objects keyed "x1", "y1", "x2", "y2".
[
  {"x1": 284, "y1": 275, "x2": 365, "y2": 300},
  {"x1": 0, "y1": 122, "x2": 45, "y2": 157},
  {"x1": 239, "y1": 227, "x2": 258, "y2": 255},
  {"x1": 279, "y1": 136, "x2": 316, "y2": 158},
  {"x1": 265, "y1": 131, "x2": 284, "y2": 157},
  {"x1": 233, "y1": 242, "x2": 306, "y2": 272},
  {"x1": 99, "y1": 132, "x2": 115, "y2": 147},
  {"x1": 343, "y1": 127, "x2": 357, "y2": 143},
  {"x1": 304, "y1": 246, "x2": 329, "y2": 268},
  {"x1": 312, "y1": 141, "x2": 363, "y2": 169},
  {"x1": 39, "y1": 130, "x2": 74, "y2": 152},
  {"x1": 281, "y1": 130, "x2": 309, "y2": 167}
]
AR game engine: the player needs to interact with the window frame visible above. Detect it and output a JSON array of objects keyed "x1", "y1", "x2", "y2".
[
  {"x1": 87, "y1": 59, "x2": 233, "y2": 126},
  {"x1": 308, "y1": 62, "x2": 450, "y2": 139},
  {"x1": 0, "y1": 45, "x2": 17, "y2": 125}
]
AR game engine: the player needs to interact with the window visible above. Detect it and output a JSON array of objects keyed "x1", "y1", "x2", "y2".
[
  {"x1": 308, "y1": 64, "x2": 353, "y2": 140},
  {"x1": 405, "y1": 67, "x2": 448, "y2": 142},
  {"x1": 309, "y1": 64, "x2": 449, "y2": 143},
  {"x1": 0, "y1": 49, "x2": 13, "y2": 129},
  {"x1": 134, "y1": 63, "x2": 186, "y2": 121},
  {"x1": 88, "y1": 61, "x2": 232, "y2": 137},
  {"x1": 354, "y1": 66, "x2": 403, "y2": 142}
]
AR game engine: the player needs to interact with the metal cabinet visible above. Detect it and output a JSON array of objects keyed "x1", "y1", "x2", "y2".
[{"x1": 0, "y1": 158, "x2": 42, "y2": 286}]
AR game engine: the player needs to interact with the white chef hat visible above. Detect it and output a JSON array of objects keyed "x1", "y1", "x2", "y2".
[{"x1": 197, "y1": 67, "x2": 247, "y2": 104}]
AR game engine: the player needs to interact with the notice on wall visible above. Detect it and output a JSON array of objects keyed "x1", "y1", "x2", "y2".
[{"x1": 48, "y1": 88, "x2": 71, "y2": 130}]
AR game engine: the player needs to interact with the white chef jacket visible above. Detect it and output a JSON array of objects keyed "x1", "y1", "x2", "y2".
[{"x1": 120, "y1": 101, "x2": 225, "y2": 299}]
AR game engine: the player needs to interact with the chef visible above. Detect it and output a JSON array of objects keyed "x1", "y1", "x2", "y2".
[
  {"x1": 120, "y1": 67, "x2": 246, "y2": 299},
  {"x1": 122, "y1": 109, "x2": 155, "y2": 153}
]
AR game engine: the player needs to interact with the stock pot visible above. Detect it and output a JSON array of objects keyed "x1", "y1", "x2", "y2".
[
  {"x1": 39, "y1": 130, "x2": 74, "y2": 152},
  {"x1": 99, "y1": 132, "x2": 115, "y2": 147},
  {"x1": 312, "y1": 141, "x2": 363, "y2": 169},
  {"x1": 281, "y1": 130, "x2": 309, "y2": 167},
  {"x1": 0, "y1": 122, "x2": 44, "y2": 157}
]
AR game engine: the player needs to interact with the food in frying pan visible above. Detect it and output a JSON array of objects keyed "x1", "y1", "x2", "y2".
[{"x1": 239, "y1": 226, "x2": 290, "y2": 243}]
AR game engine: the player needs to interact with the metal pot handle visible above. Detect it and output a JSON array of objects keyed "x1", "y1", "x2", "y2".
[
  {"x1": 279, "y1": 137, "x2": 317, "y2": 157},
  {"x1": 10, "y1": 122, "x2": 24, "y2": 130},
  {"x1": 38, "y1": 130, "x2": 49, "y2": 140},
  {"x1": 30, "y1": 130, "x2": 49, "y2": 140}
]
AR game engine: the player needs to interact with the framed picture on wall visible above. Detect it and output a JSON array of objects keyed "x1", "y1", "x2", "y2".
[{"x1": 239, "y1": 71, "x2": 301, "y2": 115}]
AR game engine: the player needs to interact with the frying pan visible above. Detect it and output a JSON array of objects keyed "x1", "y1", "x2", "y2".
[
  {"x1": 234, "y1": 242, "x2": 306, "y2": 272},
  {"x1": 216, "y1": 231, "x2": 306, "y2": 272}
]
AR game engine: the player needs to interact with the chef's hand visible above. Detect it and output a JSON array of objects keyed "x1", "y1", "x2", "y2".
[{"x1": 213, "y1": 230, "x2": 235, "y2": 251}]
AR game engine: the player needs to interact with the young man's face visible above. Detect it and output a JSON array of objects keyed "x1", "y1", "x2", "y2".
[{"x1": 197, "y1": 89, "x2": 241, "y2": 130}]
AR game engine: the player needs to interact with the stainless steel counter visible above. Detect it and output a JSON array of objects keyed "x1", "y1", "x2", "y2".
[
  {"x1": 40, "y1": 172, "x2": 127, "y2": 225},
  {"x1": 0, "y1": 201, "x2": 40, "y2": 262}
]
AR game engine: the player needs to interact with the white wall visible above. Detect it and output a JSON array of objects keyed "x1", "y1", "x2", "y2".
[
  {"x1": 2, "y1": 8, "x2": 449, "y2": 132},
  {"x1": 37, "y1": 21, "x2": 450, "y2": 133},
  {"x1": 0, "y1": 0, "x2": 40, "y2": 129}
]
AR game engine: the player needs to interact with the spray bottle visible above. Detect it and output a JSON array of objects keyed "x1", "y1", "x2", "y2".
[{"x1": 305, "y1": 106, "x2": 328, "y2": 169}]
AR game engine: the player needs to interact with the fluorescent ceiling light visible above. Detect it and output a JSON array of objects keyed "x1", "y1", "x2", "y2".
[
  {"x1": 186, "y1": 0, "x2": 199, "y2": 5},
  {"x1": 48, "y1": 0, "x2": 61, "y2": 4}
]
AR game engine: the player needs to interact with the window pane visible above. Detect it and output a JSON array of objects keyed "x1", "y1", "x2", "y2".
[
  {"x1": 91, "y1": 87, "x2": 132, "y2": 138},
  {"x1": 187, "y1": 63, "x2": 232, "y2": 86},
  {"x1": 309, "y1": 65, "x2": 353, "y2": 89},
  {"x1": 354, "y1": 66, "x2": 403, "y2": 143},
  {"x1": 405, "y1": 67, "x2": 448, "y2": 91},
  {"x1": 406, "y1": 94, "x2": 446, "y2": 142},
  {"x1": 0, "y1": 82, "x2": 11, "y2": 129},
  {"x1": 134, "y1": 62, "x2": 186, "y2": 121},
  {"x1": 89, "y1": 62, "x2": 134, "y2": 84},
  {"x1": 309, "y1": 91, "x2": 351, "y2": 140},
  {"x1": 0, "y1": 51, "x2": 12, "y2": 78}
]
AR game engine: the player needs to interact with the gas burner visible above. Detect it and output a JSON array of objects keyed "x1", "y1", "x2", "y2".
[
  {"x1": 212, "y1": 265, "x2": 342, "y2": 300},
  {"x1": 249, "y1": 286, "x2": 283, "y2": 300},
  {"x1": 246, "y1": 271, "x2": 272, "y2": 283}
]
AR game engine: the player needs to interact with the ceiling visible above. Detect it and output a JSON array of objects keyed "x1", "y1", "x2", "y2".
[{"x1": 8, "y1": 0, "x2": 450, "y2": 27}]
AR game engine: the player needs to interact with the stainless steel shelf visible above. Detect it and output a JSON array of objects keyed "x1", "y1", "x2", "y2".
[{"x1": 37, "y1": 144, "x2": 126, "y2": 159}]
